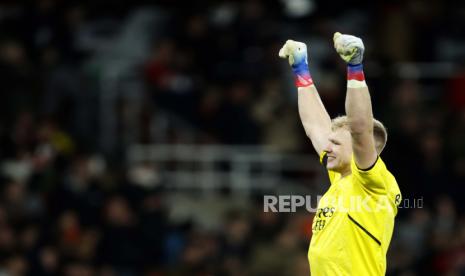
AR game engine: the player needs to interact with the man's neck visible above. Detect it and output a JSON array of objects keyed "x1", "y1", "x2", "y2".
[{"x1": 339, "y1": 168, "x2": 352, "y2": 178}]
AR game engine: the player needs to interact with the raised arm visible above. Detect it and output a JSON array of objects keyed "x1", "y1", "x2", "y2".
[
  {"x1": 279, "y1": 40, "x2": 331, "y2": 154},
  {"x1": 333, "y1": 32, "x2": 377, "y2": 169}
]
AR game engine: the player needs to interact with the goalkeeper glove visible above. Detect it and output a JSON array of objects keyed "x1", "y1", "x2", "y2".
[
  {"x1": 279, "y1": 40, "x2": 313, "y2": 87},
  {"x1": 333, "y1": 32, "x2": 365, "y2": 65},
  {"x1": 333, "y1": 32, "x2": 366, "y2": 87}
]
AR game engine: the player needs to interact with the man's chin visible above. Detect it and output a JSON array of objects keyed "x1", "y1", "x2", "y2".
[
  {"x1": 327, "y1": 162, "x2": 344, "y2": 172},
  {"x1": 326, "y1": 163, "x2": 337, "y2": 171}
]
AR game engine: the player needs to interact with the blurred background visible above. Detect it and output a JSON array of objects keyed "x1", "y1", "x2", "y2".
[{"x1": 1, "y1": 0, "x2": 465, "y2": 275}]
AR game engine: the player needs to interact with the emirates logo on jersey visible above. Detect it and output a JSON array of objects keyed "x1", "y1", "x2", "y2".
[{"x1": 312, "y1": 206, "x2": 335, "y2": 231}]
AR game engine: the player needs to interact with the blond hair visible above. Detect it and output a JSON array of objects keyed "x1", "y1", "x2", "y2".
[{"x1": 331, "y1": 115, "x2": 388, "y2": 154}]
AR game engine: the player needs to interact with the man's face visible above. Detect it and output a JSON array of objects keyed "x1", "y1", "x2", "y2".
[{"x1": 324, "y1": 128, "x2": 353, "y2": 172}]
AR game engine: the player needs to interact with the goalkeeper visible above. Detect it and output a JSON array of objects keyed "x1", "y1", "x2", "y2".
[{"x1": 279, "y1": 33, "x2": 402, "y2": 275}]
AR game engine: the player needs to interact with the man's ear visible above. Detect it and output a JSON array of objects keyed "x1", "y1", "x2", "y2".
[{"x1": 374, "y1": 139, "x2": 382, "y2": 154}]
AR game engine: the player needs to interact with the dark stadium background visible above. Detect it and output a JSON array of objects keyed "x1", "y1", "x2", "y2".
[{"x1": 0, "y1": 0, "x2": 465, "y2": 275}]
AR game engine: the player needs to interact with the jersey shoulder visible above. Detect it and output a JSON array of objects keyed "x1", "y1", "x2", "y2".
[{"x1": 350, "y1": 156, "x2": 399, "y2": 194}]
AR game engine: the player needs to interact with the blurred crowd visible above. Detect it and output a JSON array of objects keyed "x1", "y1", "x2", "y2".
[{"x1": 1, "y1": 0, "x2": 465, "y2": 275}]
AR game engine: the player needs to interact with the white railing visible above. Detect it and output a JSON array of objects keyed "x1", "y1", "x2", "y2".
[{"x1": 127, "y1": 144, "x2": 326, "y2": 195}]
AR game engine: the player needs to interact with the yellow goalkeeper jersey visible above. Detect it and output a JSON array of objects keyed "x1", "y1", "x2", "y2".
[{"x1": 308, "y1": 152, "x2": 401, "y2": 276}]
